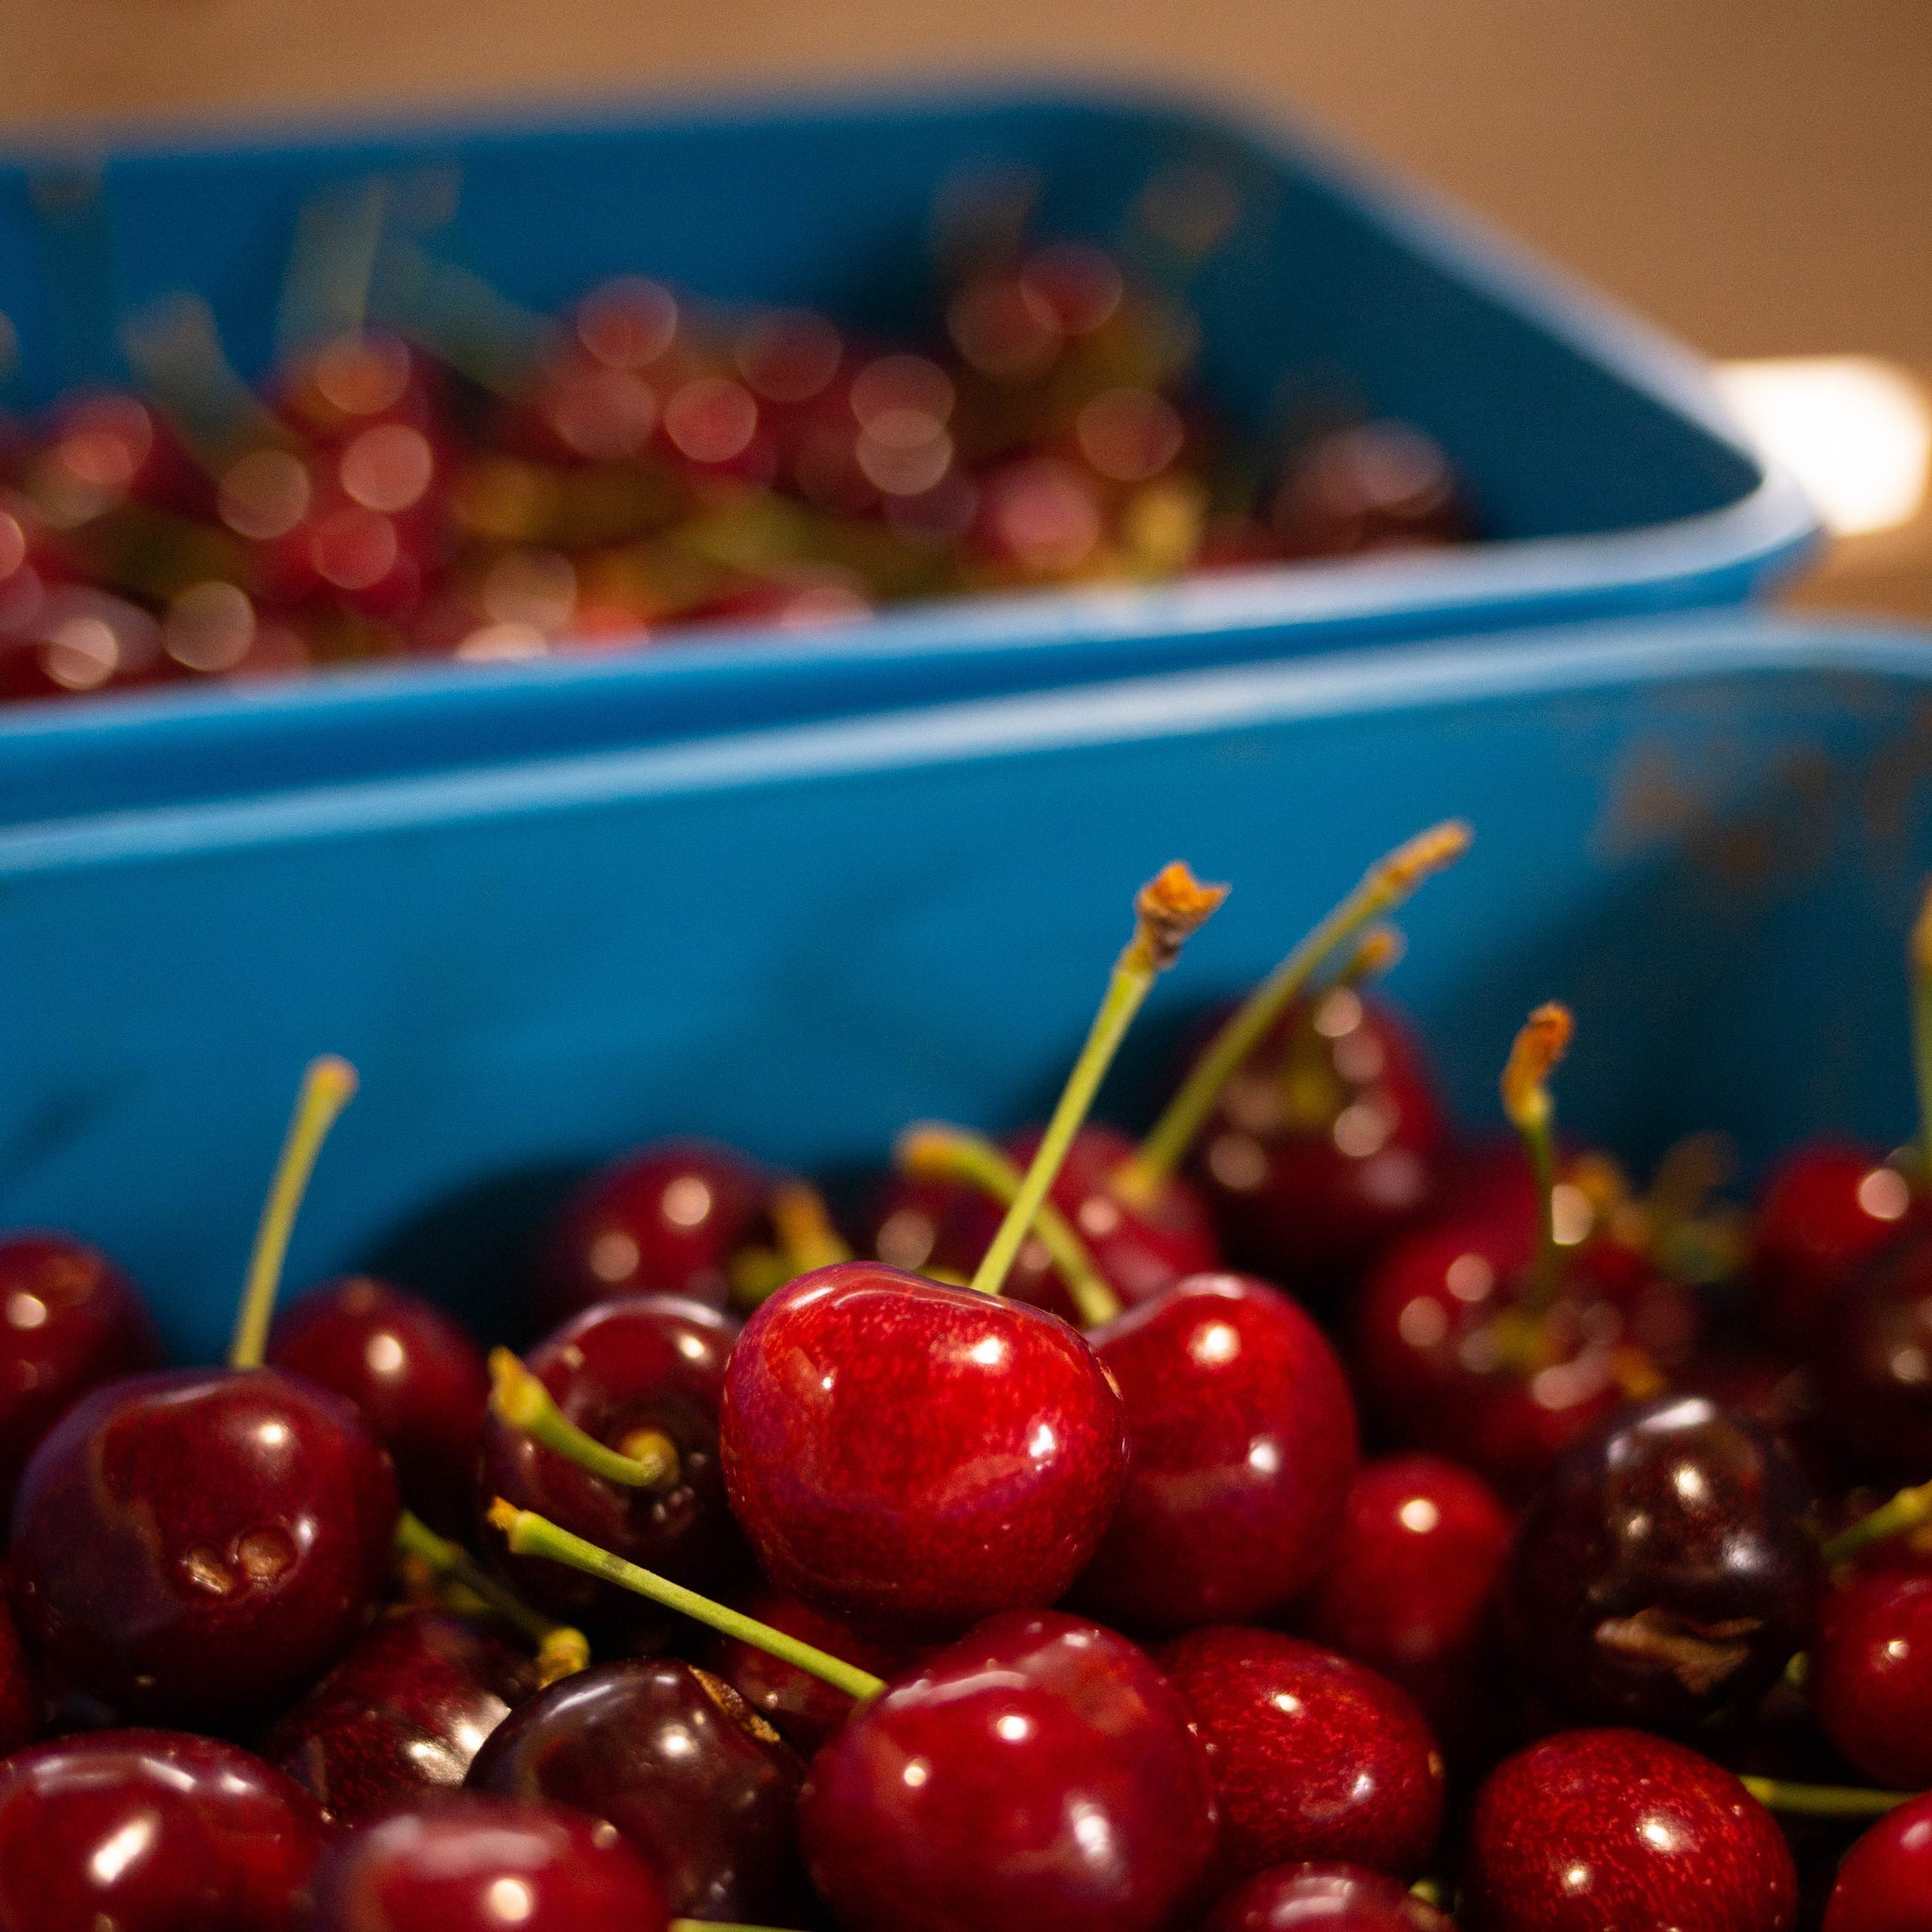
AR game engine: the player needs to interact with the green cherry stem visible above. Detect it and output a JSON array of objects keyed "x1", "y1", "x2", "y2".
[
  {"x1": 969, "y1": 862, "x2": 1227, "y2": 1300},
  {"x1": 1740, "y1": 1776, "x2": 1916, "y2": 1819},
  {"x1": 228, "y1": 1055, "x2": 359, "y2": 1372},
  {"x1": 896, "y1": 1124, "x2": 1122, "y2": 1327},
  {"x1": 489, "y1": 1349, "x2": 680, "y2": 1489},
  {"x1": 1822, "y1": 1477, "x2": 1932, "y2": 1567},
  {"x1": 670, "y1": 1923, "x2": 807, "y2": 1932},
  {"x1": 490, "y1": 1501, "x2": 886, "y2": 1704},
  {"x1": 1113, "y1": 821, "x2": 1470, "y2": 1208},
  {"x1": 1500, "y1": 1003, "x2": 1574, "y2": 1323},
  {"x1": 1912, "y1": 879, "x2": 1932, "y2": 1187}
]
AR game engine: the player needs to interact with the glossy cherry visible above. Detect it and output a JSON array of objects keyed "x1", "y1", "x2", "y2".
[
  {"x1": 1462, "y1": 1729, "x2": 1798, "y2": 1932},
  {"x1": 258, "y1": 1607, "x2": 536, "y2": 1824},
  {"x1": 540, "y1": 1139, "x2": 771, "y2": 1321},
  {"x1": 1811, "y1": 1572, "x2": 1932, "y2": 1789},
  {"x1": 1818, "y1": 1228, "x2": 1932, "y2": 1483},
  {"x1": 0, "y1": 1229, "x2": 158, "y2": 1512},
  {"x1": 799, "y1": 1608, "x2": 1218, "y2": 1932},
  {"x1": 1072, "y1": 1274, "x2": 1357, "y2": 1633},
  {"x1": 0, "y1": 1728, "x2": 323, "y2": 1930},
  {"x1": 302, "y1": 1794, "x2": 668, "y2": 1932},
  {"x1": 1822, "y1": 1792, "x2": 1932, "y2": 1932},
  {"x1": 268, "y1": 1274, "x2": 489, "y2": 1536},
  {"x1": 480, "y1": 1293, "x2": 743, "y2": 1633},
  {"x1": 1202, "y1": 1861, "x2": 1456, "y2": 1932},
  {"x1": 1503, "y1": 1393, "x2": 1821, "y2": 1736},
  {"x1": 1159, "y1": 1626, "x2": 1443, "y2": 1884},
  {"x1": 467, "y1": 1656, "x2": 807, "y2": 1922},
  {"x1": 722, "y1": 1260, "x2": 1126, "y2": 1631}
]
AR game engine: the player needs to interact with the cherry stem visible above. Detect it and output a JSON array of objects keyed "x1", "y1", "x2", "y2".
[
  {"x1": 489, "y1": 1349, "x2": 679, "y2": 1489},
  {"x1": 490, "y1": 1501, "x2": 887, "y2": 1703},
  {"x1": 670, "y1": 1924, "x2": 807, "y2": 1932},
  {"x1": 1913, "y1": 878, "x2": 1932, "y2": 1188},
  {"x1": 1740, "y1": 1775, "x2": 1916, "y2": 1819},
  {"x1": 227, "y1": 1055, "x2": 359, "y2": 1372},
  {"x1": 1409, "y1": 1879, "x2": 1451, "y2": 1910},
  {"x1": 394, "y1": 1508, "x2": 590, "y2": 1684},
  {"x1": 1116, "y1": 821, "x2": 1469, "y2": 1205},
  {"x1": 970, "y1": 862, "x2": 1226, "y2": 1298},
  {"x1": 896, "y1": 1124, "x2": 1122, "y2": 1327},
  {"x1": 277, "y1": 176, "x2": 388, "y2": 360},
  {"x1": 1822, "y1": 1476, "x2": 1932, "y2": 1567},
  {"x1": 122, "y1": 292, "x2": 292, "y2": 474},
  {"x1": 770, "y1": 1181, "x2": 851, "y2": 1273},
  {"x1": 1500, "y1": 1003, "x2": 1574, "y2": 1323}
]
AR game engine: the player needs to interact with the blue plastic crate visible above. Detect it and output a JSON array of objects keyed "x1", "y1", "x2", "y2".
[
  {"x1": 0, "y1": 84, "x2": 1818, "y2": 824},
  {"x1": 0, "y1": 608, "x2": 1923, "y2": 1359}
]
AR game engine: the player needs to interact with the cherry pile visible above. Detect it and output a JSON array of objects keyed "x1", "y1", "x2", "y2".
[
  {"x1": 7, "y1": 825, "x2": 1932, "y2": 1932},
  {"x1": 0, "y1": 192, "x2": 1473, "y2": 702}
]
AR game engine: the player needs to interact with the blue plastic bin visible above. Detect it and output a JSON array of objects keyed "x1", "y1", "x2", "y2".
[
  {"x1": 0, "y1": 607, "x2": 1923, "y2": 1359},
  {"x1": 0, "y1": 85, "x2": 1818, "y2": 824}
]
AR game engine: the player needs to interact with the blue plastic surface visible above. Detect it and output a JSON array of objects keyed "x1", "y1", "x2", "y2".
[
  {"x1": 0, "y1": 84, "x2": 1818, "y2": 819},
  {"x1": 0, "y1": 608, "x2": 1925, "y2": 1360}
]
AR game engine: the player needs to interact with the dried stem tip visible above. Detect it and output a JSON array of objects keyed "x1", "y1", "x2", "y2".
[
  {"x1": 1500, "y1": 1002, "x2": 1574, "y2": 1131},
  {"x1": 1127, "y1": 862, "x2": 1230, "y2": 972},
  {"x1": 1341, "y1": 924, "x2": 1406, "y2": 985},
  {"x1": 1383, "y1": 819, "x2": 1474, "y2": 893}
]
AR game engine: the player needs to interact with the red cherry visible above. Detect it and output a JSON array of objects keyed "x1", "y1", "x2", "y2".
[
  {"x1": 10, "y1": 1366, "x2": 399, "y2": 1723},
  {"x1": 0, "y1": 1231, "x2": 158, "y2": 1512},
  {"x1": 1072, "y1": 1274, "x2": 1357, "y2": 1633},
  {"x1": 1819, "y1": 1227, "x2": 1932, "y2": 1482},
  {"x1": 1822, "y1": 1792, "x2": 1932, "y2": 1932},
  {"x1": 721, "y1": 1260, "x2": 1126, "y2": 1632},
  {"x1": 541, "y1": 1140, "x2": 771, "y2": 1321},
  {"x1": 479, "y1": 1294, "x2": 743, "y2": 1634},
  {"x1": 1270, "y1": 423, "x2": 1467, "y2": 560},
  {"x1": 799, "y1": 1608, "x2": 1218, "y2": 1932},
  {"x1": 1811, "y1": 1572, "x2": 1932, "y2": 1789},
  {"x1": 268, "y1": 1275, "x2": 488, "y2": 1536},
  {"x1": 258, "y1": 1608, "x2": 536, "y2": 1824},
  {"x1": 1159, "y1": 1627, "x2": 1444, "y2": 1884},
  {"x1": 466, "y1": 1657, "x2": 807, "y2": 1923},
  {"x1": 0, "y1": 1728, "x2": 322, "y2": 1930},
  {"x1": 1202, "y1": 1860, "x2": 1456, "y2": 1932},
  {"x1": 302, "y1": 1794, "x2": 668, "y2": 1932},
  {"x1": 1463, "y1": 1729, "x2": 1798, "y2": 1932}
]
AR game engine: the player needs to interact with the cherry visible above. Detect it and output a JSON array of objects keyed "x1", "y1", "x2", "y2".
[
  {"x1": 268, "y1": 1274, "x2": 488, "y2": 1536},
  {"x1": 1158, "y1": 1627, "x2": 1444, "y2": 1884},
  {"x1": 1822, "y1": 1793, "x2": 1932, "y2": 1932},
  {"x1": 1502, "y1": 1393, "x2": 1821, "y2": 1736},
  {"x1": 1202, "y1": 1862, "x2": 1456, "y2": 1932},
  {"x1": 302, "y1": 1794, "x2": 668, "y2": 1932},
  {"x1": 479, "y1": 1294, "x2": 743, "y2": 1635},
  {"x1": 799, "y1": 1608, "x2": 1219, "y2": 1932},
  {"x1": 466, "y1": 1656, "x2": 808, "y2": 1923},
  {"x1": 1302, "y1": 1453, "x2": 1512, "y2": 1750},
  {"x1": 1810, "y1": 1572, "x2": 1932, "y2": 1790},
  {"x1": 0, "y1": 1593, "x2": 33, "y2": 1756},
  {"x1": 1270, "y1": 422, "x2": 1468, "y2": 560},
  {"x1": 1071, "y1": 1274, "x2": 1358, "y2": 1633},
  {"x1": 1462, "y1": 1729, "x2": 1798, "y2": 1932},
  {"x1": 0, "y1": 1728, "x2": 323, "y2": 1930},
  {"x1": 0, "y1": 1230, "x2": 158, "y2": 1513},
  {"x1": 1818, "y1": 1231, "x2": 1932, "y2": 1483},
  {"x1": 540, "y1": 1139, "x2": 772, "y2": 1322},
  {"x1": 258, "y1": 1607, "x2": 537, "y2": 1824}
]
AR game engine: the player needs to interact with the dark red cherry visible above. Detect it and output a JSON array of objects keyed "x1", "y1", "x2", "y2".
[
  {"x1": 466, "y1": 1657, "x2": 807, "y2": 1923},
  {"x1": 268, "y1": 1275, "x2": 488, "y2": 1536},
  {"x1": 1072, "y1": 1274, "x2": 1357, "y2": 1633},
  {"x1": 1502, "y1": 1394, "x2": 1821, "y2": 1736},
  {"x1": 1818, "y1": 1227, "x2": 1932, "y2": 1482},
  {"x1": 1159, "y1": 1627, "x2": 1443, "y2": 1884},
  {"x1": 0, "y1": 1591, "x2": 32, "y2": 1755},
  {"x1": 258, "y1": 1608, "x2": 536, "y2": 1824},
  {"x1": 1302, "y1": 1453, "x2": 1512, "y2": 1747},
  {"x1": 1190, "y1": 990, "x2": 1448, "y2": 1304},
  {"x1": 1463, "y1": 1729, "x2": 1798, "y2": 1932},
  {"x1": 11, "y1": 1366, "x2": 399, "y2": 1723},
  {"x1": 704, "y1": 1585, "x2": 924, "y2": 1753},
  {"x1": 1810, "y1": 1572, "x2": 1932, "y2": 1789},
  {"x1": 721, "y1": 1261, "x2": 1126, "y2": 1632},
  {"x1": 0, "y1": 1728, "x2": 323, "y2": 1930},
  {"x1": 1203, "y1": 1860, "x2": 1455, "y2": 1932},
  {"x1": 0, "y1": 1231, "x2": 158, "y2": 1513},
  {"x1": 799, "y1": 1608, "x2": 1218, "y2": 1932},
  {"x1": 1270, "y1": 422, "x2": 1468, "y2": 559},
  {"x1": 1750, "y1": 1143, "x2": 1920, "y2": 1349},
  {"x1": 541, "y1": 1140, "x2": 771, "y2": 1322},
  {"x1": 480, "y1": 1294, "x2": 743, "y2": 1634},
  {"x1": 1822, "y1": 1792, "x2": 1932, "y2": 1932},
  {"x1": 302, "y1": 1794, "x2": 668, "y2": 1932}
]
